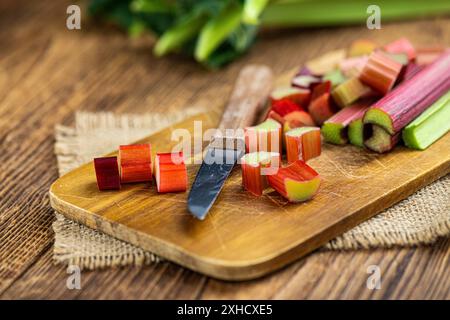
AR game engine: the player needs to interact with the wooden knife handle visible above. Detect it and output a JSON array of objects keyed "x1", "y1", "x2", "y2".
[{"x1": 218, "y1": 65, "x2": 273, "y2": 132}]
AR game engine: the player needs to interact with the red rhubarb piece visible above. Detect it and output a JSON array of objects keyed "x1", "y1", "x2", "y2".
[
  {"x1": 241, "y1": 151, "x2": 281, "y2": 196},
  {"x1": 244, "y1": 118, "x2": 282, "y2": 153},
  {"x1": 271, "y1": 99, "x2": 303, "y2": 116},
  {"x1": 285, "y1": 127, "x2": 321, "y2": 163},
  {"x1": 283, "y1": 111, "x2": 316, "y2": 132},
  {"x1": 267, "y1": 160, "x2": 321, "y2": 203},
  {"x1": 270, "y1": 87, "x2": 310, "y2": 108},
  {"x1": 415, "y1": 47, "x2": 446, "y2": 66},
  {"x1": 384, "y1": 38, "x2": 416, "y2": 61},
  {"x1": 308, "y1": 81, "x2": 335, "y2": 125},
  {"x1": 155, "y1": 152, "x2": 187, "y2": 193},
  {"x1": 119, "y1": 144, "x2": 152, "y2": 183},
  {"x1": 267, "y1": 110, "x2": 286, "y2": 124},
  {"x1": 94, "y1": 156, "x2": 121, "y2": 190},
  {"x1": 359, "y1": 51, "x2": 403, "y2": 95}
]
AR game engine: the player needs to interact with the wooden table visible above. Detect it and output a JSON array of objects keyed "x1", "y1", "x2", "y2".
[{"x1": 0, "y1": 1, "x2": 448, "y2": 299}]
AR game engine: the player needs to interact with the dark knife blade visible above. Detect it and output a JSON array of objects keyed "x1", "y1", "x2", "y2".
[
  {"x1": 186, "y1": 65, "x2": 273, "y2": 220},
  {"x1": 188, "y1": 145, "x2": 244, "y2": 220}
]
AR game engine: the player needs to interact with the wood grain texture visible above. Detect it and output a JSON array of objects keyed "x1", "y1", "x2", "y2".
[
  {"x1": 49, "y1": 106, "x2": 450, "y2": 280},
  {"x1": 0, "y1": 0, "x2": 449, "y2": 298}
]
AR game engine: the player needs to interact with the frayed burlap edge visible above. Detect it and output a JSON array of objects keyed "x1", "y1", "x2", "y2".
[{"x1": 53, "y1": 110, "x2": 450, "y2": 269}]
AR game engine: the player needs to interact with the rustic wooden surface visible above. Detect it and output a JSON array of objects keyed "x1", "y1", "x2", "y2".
[{"x1": 0, "y1": 1, "x2": 449, "y2": 298}]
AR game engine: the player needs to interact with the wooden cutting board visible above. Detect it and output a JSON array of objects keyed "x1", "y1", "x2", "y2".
[{"x1": 49, "y1": 69, "x2": 450, "y2": 280}]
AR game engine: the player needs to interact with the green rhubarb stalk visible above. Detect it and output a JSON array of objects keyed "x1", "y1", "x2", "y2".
[
  {"x1": 154, "y1": 14, "x2": 208, "y2": 57},
  {"x1": 402, "y1": 91, "x2": 450, "y2": 150},
  {"x1": 348, "y1": 118, "x2": 364, "y2": 147},
  {"x1": 243, "y1": 0, "x2": 269, "y2": 25},
  {"x1": 130, "y1": 0, "x2": 174, "y2": 13},
  {"x1": 195, "y1": 2, "x2": 243, "y2": 62},
  {"x1": 261, "y1": 0, "x2": 450, "y2": 27}
]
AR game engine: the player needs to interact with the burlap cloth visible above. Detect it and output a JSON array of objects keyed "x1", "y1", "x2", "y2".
[{"x1": 53, "y1": 110, "x2": 450, "y2": 269}]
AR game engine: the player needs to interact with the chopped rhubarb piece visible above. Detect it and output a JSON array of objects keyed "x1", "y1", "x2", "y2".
[
  {"x1": 339, "y1": 56, "x2": 368, "y2": 78},
  {"x1": 305, "y1": 49, "x2": 347, "y2": 75},
  {"x1": 270, "y1": 87, "x2": 310, "y2": 108},
  {"x1": 322, "y1": 101, "x2": 371, "y2": 145},
  {"x1": 245, "y1": 118, "x2": 282, "y2": 153},
  {"x1": 384, "y1": 38, "x2": 416, "y2": 61},
  {"x1": 154, "y1": 152, "x2": 187, "y2": 193},
  {"x1": 267, "y1": 160, "x2": 321, "y2": 203},
  {"x1": 403, "y1": 91, "x2": 450, "y2": 150},
  {"x1": 348, "y1": 39, "x2": 377, "y2": 57},
  {"x1": 309, "y1": 96, "x2": 335, "y2": 126},
  {"x1": 308, "y1": 81, "x2": 335, "y2": 125},
  {"x1": 359, "y1": 51, "x2": 403, "y2": 95},
  {"x1": 119, "y1": 144, "x2": 152, "y2": 183},
  {"x1": 285, "y1": 127, "x2": 321, "y2": 163},
  {"x1": 267, "y1": 110, "x2": 286, "y2": 124},
  {"x1": 323, "y1": 69, "x2": 346, "y2": 87},
  {"x1": 331, "y1": 77, "x2": 372, "y2": 108},
  {"x1": 283, "y1": 111, "x2": 316, "y2": 131},
  {"x1": 94, "y1": 157, "x2": 121, "y2": 190},
  {"x1": 291, "y1": 74, "x2": 321, "y2": 90},
  {"x1": 271, "y1": 99, "x2": 302, "y2": 116},
  {"x1": 310, "y1": 80, "x2": 331, "y2": 100},
  {"x1": 415, "y1": 47, "x2": 446, "y2": 66},
  {"x1": 384, "y1": 52, "x2": 409, "y2": 66},
  {"x1": 241, "y1": 151, "x2": 281, "y2": 196},
  {"x1": 364, "y1": 51, "x2": 450, "y2": 153}
]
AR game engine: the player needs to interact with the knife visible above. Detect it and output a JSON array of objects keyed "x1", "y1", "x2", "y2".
[{"x1": 187, "y1": 65, "x2": 274, "y2": 220}]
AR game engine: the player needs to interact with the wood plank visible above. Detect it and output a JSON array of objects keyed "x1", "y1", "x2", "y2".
[
  {"x1": 1, "y1": 0, "x2": 449, "y2": 297},
  {"x1": 2, "y1": 238, "x2": 448, "y2": 299}
]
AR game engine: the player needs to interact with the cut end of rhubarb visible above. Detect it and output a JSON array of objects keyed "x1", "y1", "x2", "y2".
[
  {"x1": 363, "y1": 108, "x2": 394, "y2": 134},
  {"x1": 267, "y1": 160, "x2": 321, "y2": 203},
  {"x1": 348, "y1": 119, "x2": 364, "y2": 147},
  {"x1": 245, "y1": 119, "x2": 282, "y2": 153},
  {"x1": 364, "y1": 124, "x2": 398, "y2": 153},
  {"x1": 321, "y1": 122, "x2": 347, "y2": 145},
  {"x1": 285, "y1": 177, "x2": 321, "y2": 203}
]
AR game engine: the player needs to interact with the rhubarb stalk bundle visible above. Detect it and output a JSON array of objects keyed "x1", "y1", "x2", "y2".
[
  {"x1": 364, "y1": 51, "x2": 450, "y2": 153},
  {"x1": 322, "y1": 100, "x2": 372, "y2": 146}
]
